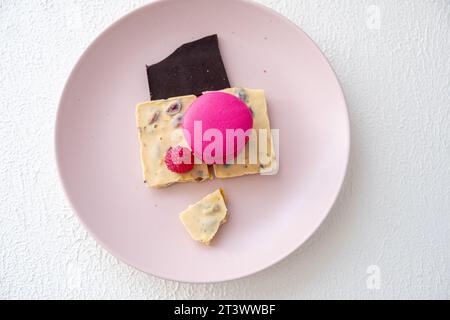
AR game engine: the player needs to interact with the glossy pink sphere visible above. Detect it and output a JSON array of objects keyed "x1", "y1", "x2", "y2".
[{"x1": 183, "y1": 92, "x2": 253, "y2": 164}]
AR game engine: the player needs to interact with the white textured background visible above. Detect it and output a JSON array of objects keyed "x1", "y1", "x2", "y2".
[{"x1": 1, "y1": 0, "x2": 449, "y2": 300}]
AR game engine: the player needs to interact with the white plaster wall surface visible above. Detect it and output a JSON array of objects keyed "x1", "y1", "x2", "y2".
[{"x1": 0, "y1": 0, "x2": 449, "y2": 300}]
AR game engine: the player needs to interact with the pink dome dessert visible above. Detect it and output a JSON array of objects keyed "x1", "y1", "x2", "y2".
[{"x1": 183, "y1": 92, "x2": 253, "y2": 164}]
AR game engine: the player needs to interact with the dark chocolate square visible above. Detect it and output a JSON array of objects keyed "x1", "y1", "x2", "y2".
[{"x1": 147, "y1": 34, "x2": 231, "y2": 100}]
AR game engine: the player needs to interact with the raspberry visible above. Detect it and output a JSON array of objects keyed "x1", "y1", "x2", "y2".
[{"x1": 165, "y1": 146, "x2": 195, "y2": 174}]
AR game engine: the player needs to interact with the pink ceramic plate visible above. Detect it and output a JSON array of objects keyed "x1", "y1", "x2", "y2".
[{"x1": 56, "y1": 0, "x2": 349, "y2": 283}]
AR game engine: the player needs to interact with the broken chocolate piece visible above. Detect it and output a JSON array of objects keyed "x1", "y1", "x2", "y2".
[{"x1": 147, "y1": 34, "x2": 230, "y2": 100}]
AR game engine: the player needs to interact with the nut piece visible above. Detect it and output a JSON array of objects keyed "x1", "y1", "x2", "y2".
[
  {"x1": 171, "y1": 113, "x2": 184, "y2": 128},
  {"x1": 166, "y1": 100, "x2": 182, "y2": 115},
  {"x1": 235, "y1": 88, "x2": 247, "y2": 102},
  {"x1": 148, "y1": 111, "x2": 160, "y2": 125}
]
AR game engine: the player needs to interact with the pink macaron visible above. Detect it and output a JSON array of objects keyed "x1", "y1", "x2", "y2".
[{"x1": 183, "y1": 92, "x2": 253, "y2": 164}]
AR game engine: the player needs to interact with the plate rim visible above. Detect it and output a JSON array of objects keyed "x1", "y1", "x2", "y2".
[{"x1": 55, "y1": 0, "x2": 351, "y2": 284}]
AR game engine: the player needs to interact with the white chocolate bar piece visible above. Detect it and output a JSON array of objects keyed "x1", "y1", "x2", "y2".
[
  {"x1": 211, "y1": 88, "x2": 277, "y2": 178},
  {"x1": 136, "y1": 95, "x2": 211, "y2": 188},
  {"x1": 180, "y1": 189, "x2": 228, "y2": 245}
]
